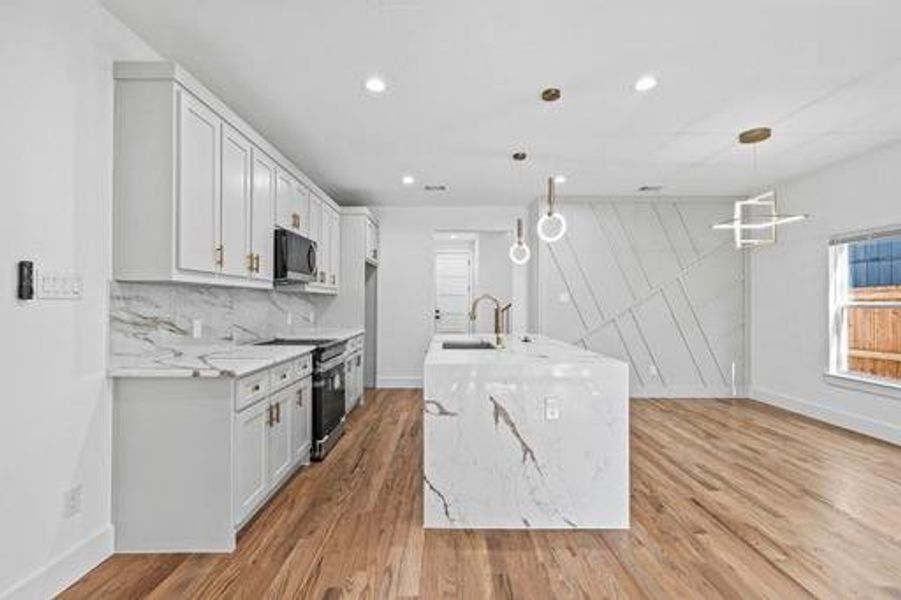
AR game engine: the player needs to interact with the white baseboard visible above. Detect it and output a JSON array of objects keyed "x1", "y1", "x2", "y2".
[
  {"x1": 376, "y1": 376, "x2": 422, "y2": 389},
  {"x1": 2, "y1": 524, "x2": 114, "y2": 600},
  {"x1": 750, "y1": 387, "x2": 901, "y2": 446}
]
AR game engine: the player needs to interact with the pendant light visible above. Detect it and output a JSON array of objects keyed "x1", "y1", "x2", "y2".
[
  {"x1": 537, "y1": 177, "x2": 567, "y2": 243},
  {"x1": 509, "y1": 218, "x2": 531, "y2": 265},
  {"x1": 711, "y1": 128, "x2": 808, "y2": 248}
]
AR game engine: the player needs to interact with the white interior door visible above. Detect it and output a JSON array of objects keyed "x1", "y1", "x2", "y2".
[{"x1": 435, "y1": 251, "x2": 473, "y2": 333}]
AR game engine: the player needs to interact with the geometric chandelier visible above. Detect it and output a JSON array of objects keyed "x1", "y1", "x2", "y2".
[{"x1": 712, "y1": 190, "x2": 808, "y2": 249}]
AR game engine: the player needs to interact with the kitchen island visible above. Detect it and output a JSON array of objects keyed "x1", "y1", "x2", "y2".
[{"x1": 423, "y1": 334, "x2": 629, "y2": 529}]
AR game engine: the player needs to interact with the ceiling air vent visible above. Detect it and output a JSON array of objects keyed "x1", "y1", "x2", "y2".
[
  {"x1": 637, "y1": 185, "x2": 663, "y2": 193},
  {"x1": 424, "y1": 185, "x2": 447, "y2": 192}
]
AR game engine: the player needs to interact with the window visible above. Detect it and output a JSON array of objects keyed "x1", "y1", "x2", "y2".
[{"x1": 829, "y1": 230, "x2": 901, "y2": 385}]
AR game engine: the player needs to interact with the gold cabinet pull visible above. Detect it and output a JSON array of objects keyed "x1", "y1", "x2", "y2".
[
  {"x1": 291, "y1": 213, "x2": 301, "y2": 229},
  {"x1": 253, "y1": 253, "x2": 261, "y2": 273},
  {"x1": 275, "y1": 402, "x2": 281, "y2": 424},
  {"x1": 266, "y1": 405, "x2": 273, "y2": 427},
  {"x1": 246, "y1": 253, "x2": 255, "y2": 271},
  {"x1": 215, "y1": 245, "x2": 224, "y2": 267}
]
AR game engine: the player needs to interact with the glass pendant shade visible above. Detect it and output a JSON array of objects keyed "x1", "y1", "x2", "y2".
[
  {"x1": 537, "y1": 177, "x2": 567, "y2": 243},
  {"x1": 509, "y1": 217, "x2": 531, "y2": 264}
]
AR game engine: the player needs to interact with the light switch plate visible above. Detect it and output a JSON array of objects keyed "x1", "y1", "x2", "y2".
[{"x1": 35, "y1": 270, "x2": 82, "y2": 300}]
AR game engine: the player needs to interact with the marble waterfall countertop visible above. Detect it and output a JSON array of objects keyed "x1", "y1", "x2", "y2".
[
  {"x1": 423, "y1": 333, "x2": 630, "y2": 530},
  {"x1": 109, "y1": 343, "x2": 315, "y2": 379}
]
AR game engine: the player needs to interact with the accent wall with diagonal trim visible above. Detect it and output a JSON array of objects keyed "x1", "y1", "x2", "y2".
[{"x1": 533, "y1": 199, "x2": 744, "y2": 398}]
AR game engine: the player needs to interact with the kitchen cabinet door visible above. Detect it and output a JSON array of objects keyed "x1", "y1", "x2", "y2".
[
  {"x1": 267, "y1": 387, "x2": 294, "y2": 485},
  {"x1": 233, "y1": 399, "x2": 269, "y2": 525},
  {"x1": 309, "y1": 195, "x2": 322, "y2": 245},
  {"x1": 365, "y1": 219, "x2": 379, "y2": 263},
  {"x1": 220, "y1": 124, "x2": 252, "y2": 278},
  {"x1": 289, "y1": 377, "x2": 313, "y2": 465},
  {"x1": 176, "y1": 90, "x2": 221, "y2": 274},
  {"x1": 275, "y1": 168, "x2": 300, "y2": 232},
  {"x1": 250, "y1": 149, "x2": 275, "y2": 281},
  {"x1": 293, "y1": 180, "x2": 310, "y2": 238},
  {"x1": 320, "y1": 205, "x2": 332, "y2": 285},
  {"x1": 330, "y1": 206, "x2": 340, "y2": 288}
]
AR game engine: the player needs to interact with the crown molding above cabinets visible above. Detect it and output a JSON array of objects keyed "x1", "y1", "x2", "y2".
[{"x1": 112, "y1": 62, "x2": 340, "y2": 292}]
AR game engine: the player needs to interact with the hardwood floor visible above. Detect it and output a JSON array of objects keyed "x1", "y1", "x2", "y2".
[{"x1": 61, "y1": 390, "x2": 901, "y2": 599}]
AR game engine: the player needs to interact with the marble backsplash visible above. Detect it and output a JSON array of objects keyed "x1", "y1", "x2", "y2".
[{"x1": 110, "y1": 281, "x2": 319, "y2": 360}]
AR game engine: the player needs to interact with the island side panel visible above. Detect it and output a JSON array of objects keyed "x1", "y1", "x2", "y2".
[{"x1": 423, "y1": 360, "x2": 629, "y2": 529}]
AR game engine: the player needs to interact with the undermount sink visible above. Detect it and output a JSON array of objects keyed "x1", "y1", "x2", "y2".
[{"x1": 442, "y1": 341, "x2": 496, "y2": 350}]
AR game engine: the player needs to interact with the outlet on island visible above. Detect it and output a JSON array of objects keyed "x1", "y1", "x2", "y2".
[
  {"x1": 192, "y1": 318, "x2": 203, "y2": 339},
  {"x1": 544, "y1": 397, "x2": 560, "y2": 420}
]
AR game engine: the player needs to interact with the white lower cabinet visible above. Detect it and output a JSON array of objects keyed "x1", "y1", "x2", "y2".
[
  {"x1": 113, "y1": 354, "x2": 314, "y2": 553},
  {"x1": 290, "y1": 377, "x2": 313, "y2": 463},
  {"x1": 234, "y1": 398, "x2": 270, "y2": 526},
  {"x1": 234, "y1": 377, "x2": 310, "y2": 528},
  {"x1": 267, "y1": 384, "x2": 294, "y2": 486}
]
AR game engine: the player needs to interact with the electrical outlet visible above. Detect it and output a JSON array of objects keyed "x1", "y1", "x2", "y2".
[
  {"x1": 648, "y1": 365, "x2": 659, "y2": 377},
  {"x1": 192, "y1": 318, "x2": 203, "y2": 339},
  {"x1": 63, "y1": 484, "x2": 82, "y2": 519},
  {"x1": 545, "y1": 397, "x2": 560, "y2": 420},
  {"x1": 557, "y1": 292, "x2": 571, "y2": 304},
  {"x1": 286, "y1": 313, "x2": 293, "y2": 326}
]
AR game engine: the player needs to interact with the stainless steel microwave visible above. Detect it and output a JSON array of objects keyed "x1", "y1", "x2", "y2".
[{"x1": 274, "y1": 228, "x2": 317, "y2": 284}]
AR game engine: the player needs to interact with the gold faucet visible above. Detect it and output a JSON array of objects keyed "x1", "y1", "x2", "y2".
[{"x1": 469, "y1": 294, "x2": 511, "y2": 346}]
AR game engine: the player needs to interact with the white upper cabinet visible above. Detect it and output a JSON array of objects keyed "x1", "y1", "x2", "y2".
[
  {"x1": 330, "y1": 206, "x2": 341, "y2": 288},
  {"x1": 250, "y1": 150, "x2": 275, "y2": 282},
  {"x1": 113, "y1": 62, "x2": 342, "y2": 291},
  {"x1": 365, "y1": 218, "x2": 380, "y2": 264},
  {"x1": 220, "y1": 123, "x2": 252, "y2": 278},
  {"x1": 275, "y1": 168, "x2": 309, "y2": 238},
  {"x1": 176, "y1": 90, "x2": 221, "y2": 275}
]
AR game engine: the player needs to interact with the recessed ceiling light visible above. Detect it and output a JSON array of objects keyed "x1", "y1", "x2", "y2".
[
  {"x1": 634, "y1": 74, "x2": 658, "y2": 92},
  {"x1": 554, "y1": 175, "x2": 567, "y2": 184},
  {"x1": 401, "y1": 174, "x2": 415, "y2": 186},
  {"x1": 512, "y1": 152, "x2": 527, "y2": 162},
  {"x1": 364, "y1": 76, "x2": 387, "y2": 94},
  {"x1": 637, "y1": 185, "x2": 663, "y2": 192}
]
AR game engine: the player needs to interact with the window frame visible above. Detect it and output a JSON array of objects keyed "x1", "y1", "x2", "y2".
[{"x1": 826, "y1": 227, "x2": 901, "y2": 396}]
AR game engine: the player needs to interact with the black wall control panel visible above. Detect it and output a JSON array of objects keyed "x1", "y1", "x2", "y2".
[{"x1": 17, "y1": 261, "x2": 34, "y2": 300}]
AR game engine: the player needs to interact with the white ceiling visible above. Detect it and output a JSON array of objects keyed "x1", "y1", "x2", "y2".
[{"x1": 101, "y1": 0, "x2": 901, "y2": 206}]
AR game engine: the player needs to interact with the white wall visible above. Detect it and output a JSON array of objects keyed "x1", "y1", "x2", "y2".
[
  {"x1": 750, "y1": 142, "x2": 901, "y2": 444},
  {"x1": 473, "y1": 232, "x2": 514, "y2": 334},
  {"x1": 534, "y1": 198, "x2": 745, "y2": 398},
  {"x1": 374, "y1": 206, "x2": 528, "y2": 387},
  {"x1": 0, "y1": 1, "x2": 158, "y2": 597}
]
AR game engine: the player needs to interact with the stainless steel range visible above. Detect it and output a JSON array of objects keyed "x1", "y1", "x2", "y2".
[{"x1": 257, "y1": 337, "x2": 347, "y2": 460}]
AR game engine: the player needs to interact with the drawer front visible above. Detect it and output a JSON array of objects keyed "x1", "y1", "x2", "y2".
[
  {"x1": 270, "y1": 354, "x2": 314, "y2": 392},
  {"x1": 270, "y1": 359, "x2": 298, "y2": 391},
  {"x1": 235, "y1": 370, "x2": 271, "y2": 412},
  {"x1": 297, "y1": 353, "x2": 313, "y2": 378}
]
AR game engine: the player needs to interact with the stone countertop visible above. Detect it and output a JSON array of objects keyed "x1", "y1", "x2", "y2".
[
  {"x1": 422, "y1": 332, "x2": 630, "y2": 530},
  {"x1": 272, "y1": 327, "x2": 365, "y2": 342},
  {"x1": 425, "y1": 333, "x2": 628, "y2": 368},
  {"x1": 109, "y1": 343, "x2": 315, "y2": 379}
]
